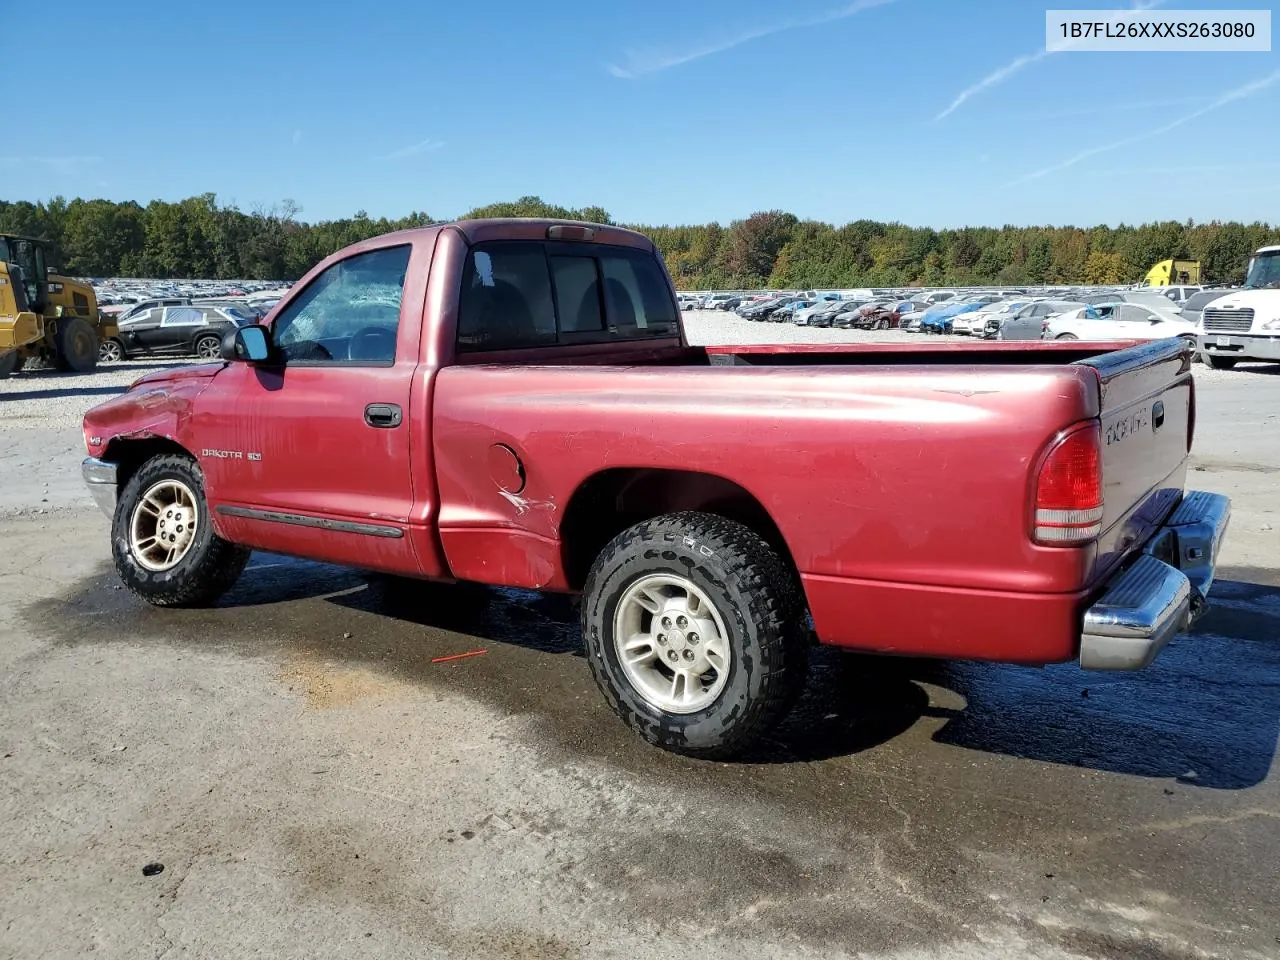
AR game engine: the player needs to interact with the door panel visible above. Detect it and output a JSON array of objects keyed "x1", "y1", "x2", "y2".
[
  {"x1": 198, "y1": 363, "x2": 420, "y2": 572},
  {"x1": 193, "y1": 242, "x2": 427, "y2": 575}
]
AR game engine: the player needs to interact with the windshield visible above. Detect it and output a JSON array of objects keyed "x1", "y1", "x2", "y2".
[{"x1": 1244, "y1": 251, "x2": 1280, "y2": 289}]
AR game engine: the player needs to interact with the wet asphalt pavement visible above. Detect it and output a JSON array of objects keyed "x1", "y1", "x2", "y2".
[{"x1": 1, "y1": 361, "x2": 1279, "y2": 959}]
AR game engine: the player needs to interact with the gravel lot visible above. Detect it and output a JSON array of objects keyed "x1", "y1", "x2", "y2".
[{"x1": 2, "y1": 314, "x2": 1278, "y2": 960}]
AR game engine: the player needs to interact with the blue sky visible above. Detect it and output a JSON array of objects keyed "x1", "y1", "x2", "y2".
[{"x1": 5, "y1": 0, "x2": 1278, "y2": 227}]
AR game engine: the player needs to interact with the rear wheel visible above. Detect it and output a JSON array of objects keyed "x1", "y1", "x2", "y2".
[
  {"x1": 1206, "y1": 355, "x2": 1238, "y2": 370},
  {"x1": 1055, "y1": 333, "x2": 1079, "y2": 341},
  {"x1": 99, "y1": 337, "x2": 125, "y2": 363},
  {"x1": 194, "y1": 334, "x2": 222, "y2": 361},
  {"x1": 111, "y1": 454, "x2": 251, "y2": 607},
  {"x1": 581, "y1": 512, "x2": 808, "y2": 759},
  {"x1": 53, "y1": 317, "x2": 99, "y2": 372},
  {"x1": 0, "y1": 351, "x2": 18, "y2": 378}
]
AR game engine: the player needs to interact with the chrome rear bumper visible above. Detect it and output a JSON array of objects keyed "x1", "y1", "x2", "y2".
[
  {"x1": 1080, "y1": 491, "x2": 1231, "y2": 671},
  {"x1": 82, "y1": 457, "x2": 118, "y2": 519}
]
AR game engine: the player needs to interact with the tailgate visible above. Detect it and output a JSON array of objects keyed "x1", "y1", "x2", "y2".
[{"x1": 1077, "y1": 339, "x2": 1194, "y2": 584}]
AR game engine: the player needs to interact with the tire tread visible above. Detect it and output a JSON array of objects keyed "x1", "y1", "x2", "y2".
[{"x1": 582, "y1": 511, "x2": 807, "y2": 759}]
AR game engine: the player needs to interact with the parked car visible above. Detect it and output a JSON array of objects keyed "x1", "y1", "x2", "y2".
[
  {"x1": 997, "y1": 300, "x2": 1086, "y2": 341},
  {"x1": 953, "y1": 299, "x2": 1029, "y2": 336},
  {"x1": 116, "y1": 297, "x2": 192, "y2": 324},
  {"x1": 1180, "y1": 287, "x2": 1239, "y2": 328},
  {"x1": 698, "y1": 294, "x2": 731, "y2": 310},
  {"x1": 100, "y1": 304, "x2": 258, "y2": 361},
  {"x1": 1157, "y1": 285, "x2": 1203, "y2": 305},
  {"x1": 1044, "y1": 302, "x2": 1197, "y2": 343},
  {"x1": 771, "y1": 299, "x2": 814, "y2": 322},
  {"x1": 795, "y1": 299, "x2": 852, "y2": 327},
  {"x1": 81, "y1": 217, "x2": 1229, "y2": 759},
  {"x1": 918, "y1": 296, "x2": 1001, "y2": 334}
]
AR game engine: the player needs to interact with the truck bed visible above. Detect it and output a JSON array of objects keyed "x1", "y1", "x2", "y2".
[{"x1": 439, "y1": 337, "x2": 1194, "y2": 662}]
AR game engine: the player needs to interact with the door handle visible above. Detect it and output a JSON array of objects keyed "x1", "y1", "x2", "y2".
[{"x1": 364, "y1": 403, "x2": 403, "y2": 428}]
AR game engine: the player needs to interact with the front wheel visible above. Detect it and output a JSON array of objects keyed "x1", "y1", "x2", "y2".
[
  {"x1": 581, "y1": 512, "x2": 808, "y2": 759},
  {"x1": 194, "y1": 334, "x2": 223, "y2": 361},
  {"x1": 1055, "y1": 333, "x2": 1079, "y2": 340},
  {"x1": 1206, "y1": 355, "x2": 1238, "y2": 370},
  {"x1": 0, "y1": 351, "x2": 18, "y2": 378},
  {"x1": 99, "y1": 338, "x2": 125, "y2": 363},
  {"x1": 111, "y1": 454, "x2": 251, "y2": 607}
]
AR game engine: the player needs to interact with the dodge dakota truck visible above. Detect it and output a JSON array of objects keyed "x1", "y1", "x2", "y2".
[{"x1": 81, "y1": 219, "x2": 1231, "y2": 758}]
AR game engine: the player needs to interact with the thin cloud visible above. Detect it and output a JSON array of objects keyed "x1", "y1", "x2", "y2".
[
  {"x1": 377, "y1": 138, "x2": 445, "y2": 160},
  {"x1": 1013, "y1": 68, "x2": 1280, "y2": 183},
  {"x1": 0, "y1": 155, "x2": 101, "y2": 165},
  {"x1": 1031, "y1": 96, "x2": 1208, "y2": 120},
  {"x1": 935, "y1": 0, "x2": 1167, "y2": 120},
  {"x1": 608, "y1": 0, "x2": 897, "y2": 78},
  {"x1": 292, "y1": 129, "x2": 303, "y2": 145}
]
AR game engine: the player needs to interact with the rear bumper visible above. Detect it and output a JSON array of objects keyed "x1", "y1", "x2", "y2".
[
  {"x1": 82, "y1": 457, "x2": 118, "y2": 519},
  {"x1": 1080, "y1": 490, "x2": 1230, "y2": 670}
]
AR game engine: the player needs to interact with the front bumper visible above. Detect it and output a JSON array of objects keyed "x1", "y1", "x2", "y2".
[
  {"x1": 1080, "y1": 490, "x2": 1231, "y2": 670},
  {"x1": 82, "y1": 457, "x2": 118, "y2": 519},
  {"x1": 1198, "y1": 333, "x2": 1280, "y2": 361}
]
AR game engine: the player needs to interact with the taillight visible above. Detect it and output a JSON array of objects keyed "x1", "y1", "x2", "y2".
[{"x1": 1033, "y1": 422, "x2": 1103, "y2": 545}]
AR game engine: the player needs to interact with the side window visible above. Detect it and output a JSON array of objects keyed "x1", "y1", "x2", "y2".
[
  {"x1": 161, "y1": 307, "x2": 206, "y2": 327},
  {"x1": 120, "y1": 308, "x2": 156, "y2": 327},
  {"x1": 600, "y1": 250, "x2": 678, "y2": 334},
  {"x1": 457, "y1": 244, "x2": 558, "y2": 350},
  {"x1": 272, "y1": 245, "x2": 411, "y2": 364},
  {"x1": 458, "y1": 242, "x2": 678, "y2": 353}
]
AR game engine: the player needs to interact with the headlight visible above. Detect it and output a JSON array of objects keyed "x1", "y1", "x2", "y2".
[{"x1": 1261, "y1": 318, "x2": 1280, "y2": 331}]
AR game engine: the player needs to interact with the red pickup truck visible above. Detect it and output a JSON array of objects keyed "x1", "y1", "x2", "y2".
[{"x1": 81, "y1": 219, "x2": 1230, "y2": 758}]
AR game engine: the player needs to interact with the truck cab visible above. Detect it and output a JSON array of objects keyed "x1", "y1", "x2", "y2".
[{"x1": 1197, "y1": 245, "x2": 1280, "y2": 369}]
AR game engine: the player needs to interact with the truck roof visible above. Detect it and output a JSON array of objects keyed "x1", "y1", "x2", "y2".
[
  {"x1": 1256, "y1": 245, "x2": 1280, "y2": 255},
  {"x1": 342, "y1": 218, "x2": 655, "y2": 254}
]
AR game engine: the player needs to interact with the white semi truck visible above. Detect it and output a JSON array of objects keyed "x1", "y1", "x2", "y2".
[{"x1": 1197, "y1": 245, "x2": 1280, "y2": 370}]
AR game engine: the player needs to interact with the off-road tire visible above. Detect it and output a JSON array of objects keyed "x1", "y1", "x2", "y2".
[
  {"x1": 581, "y1": 511, "x2": 808, "y2": 759},
  {"x1": 111, "y1": 454, "x2": 251, "y2": 607},
  {"x1": 1206, "y1": 355, "x2": 1238, "y2": 370},
  {"x1": 53, "y1": 316, "x2": 99, "y2": 372},
  {"x1": 0, "y1": 351, "x2": 18, "y2": 378}
]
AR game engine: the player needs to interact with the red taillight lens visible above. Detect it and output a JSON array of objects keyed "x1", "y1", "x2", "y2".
[{"x1": 1033, "y1": 422, "x2": 1103, "y2": 545}]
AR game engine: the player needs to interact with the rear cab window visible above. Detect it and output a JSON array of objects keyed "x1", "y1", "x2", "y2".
[{"x1": 457, "y1": 241, "x2": 678, "y2": 353}]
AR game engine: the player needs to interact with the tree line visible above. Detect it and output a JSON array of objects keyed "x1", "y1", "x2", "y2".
[{"x1": 2, "y1": 194, "x2": 1276, "y2": 288}]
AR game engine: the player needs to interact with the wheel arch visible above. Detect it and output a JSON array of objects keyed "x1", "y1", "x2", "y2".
[
  {"x1": 103, "y1": 436, "x2": 197, "y2": 495},
  {"x1": 559, "y1": 467, "x2": 799, "y2": 593}
]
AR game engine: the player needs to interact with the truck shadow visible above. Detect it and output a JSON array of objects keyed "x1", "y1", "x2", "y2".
[
  {"x1": 918, "y1": 574, "x2": 1280, "y2": 790},
  {"x1": 31, "y1": 555, "x2": 1278, "y2": 790},
  {"x1": 324, "y1": 568, "x2": 1280, "y2": 789}
]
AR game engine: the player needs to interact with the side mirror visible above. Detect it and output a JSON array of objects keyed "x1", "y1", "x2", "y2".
[
  {"x1": 1149, "y1": 317, "x2": 1164, "y2": 324},
  {"x1": 221, "y1": 324, "x2": 272, "y2": 362}
]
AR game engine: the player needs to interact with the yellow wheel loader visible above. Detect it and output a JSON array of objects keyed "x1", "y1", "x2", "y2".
[{"x1": 0, "y1": 234, "x2": 110, "y2": 377}]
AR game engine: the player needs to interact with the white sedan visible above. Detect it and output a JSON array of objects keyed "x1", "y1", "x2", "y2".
[{"x1": 1043, "y1": 302, "x2": 1197, "y2": 342}]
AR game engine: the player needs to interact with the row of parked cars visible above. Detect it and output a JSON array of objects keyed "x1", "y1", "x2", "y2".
[{"x1": 680, "y1": 284, "x2": 1240, "y2": 355}]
